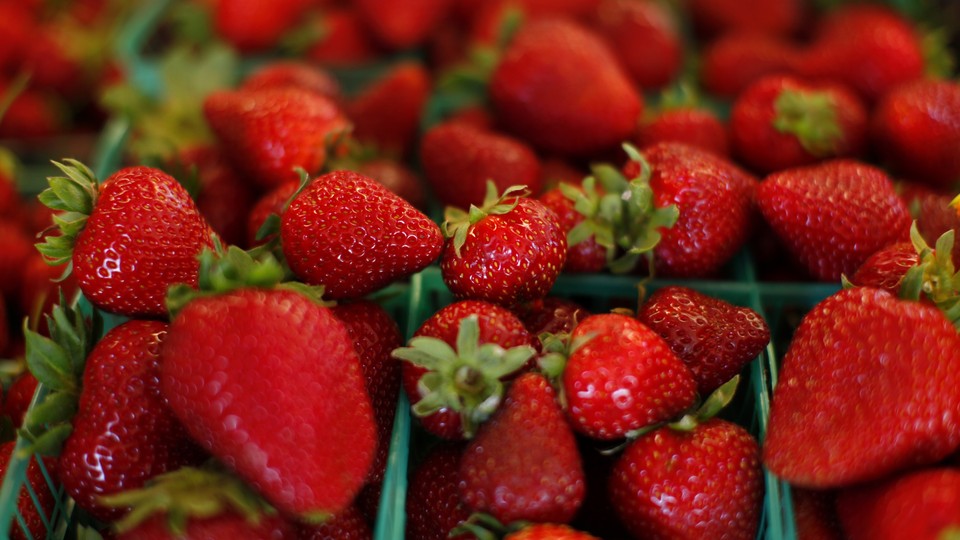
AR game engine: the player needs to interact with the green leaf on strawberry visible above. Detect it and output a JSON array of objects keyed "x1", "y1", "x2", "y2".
[
  {"x1": 899, "y1": 221, "x2": 960, "y2": 328},
  {"x1": 772, "y1": 88, "x2": 843, "y2": 157},
  {"x1": 442, "y1": 182, "x2": 527, "y2": 258}
]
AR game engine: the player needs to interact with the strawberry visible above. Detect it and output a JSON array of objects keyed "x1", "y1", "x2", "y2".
[
  {"x1": 354, "y1": 0, "x2": 452, "y2": 50},
  {"x1": 161, "y1": 285, "x2": 377, "y2": 518},
  {"x1": 849, "y1": 242, "x2": 919, "y2": 296},
  {"x1": 0, "y1": 221, "x2": 35, "y2": 300},
  {"x1": 505, "y1": 524, "x2": 599, "y2": 539},
  {"x1": 624, "y1": 142, "x2": 757, "y2": 278},
  {"x1": 405, "y1": 442, "x2": 471, "y2": 540},
  {"x1": 3, "y1": 372, "x2": 37, "y2": 428},
  {"x1": 763, "y1": 287, "x2": 960, "y2": 488},
  {"x1": 241, "y1": 61, "x2": 342, "y2": 102},
  {"x1": 119, "y1": 512, "x2": 294, "y2": 540},
  {"x1": 560, "y1": 313, "x2": 697, "y2": 440},
  {"x1": 35, "y1": 161, "x2": 217, "y2": 318},
  {"x1": 246, "y1": 180, "x2": 299, "y2": 247},
  {"x1": 0, "y1": 84, "x2": 64, "y2": 140},
  {"x1": 791, "y1": 488, "x2": 843, "y2": 540},
  {"x1": 0, "y1": 442, "x2": 58, "y2": 540},
  {"x1": 797, "y1": 4, "x2": 924, "y2": 104},
  {"x1": 306, "y1": 7, "x2": 383, "y2": 66},
  {"x1": 637, "y1": 285, "x2": 770, "y2": 396},
  {"x1": 730, "y1": 75, "x2": 868, "y2": 174},
  {"x1": 609, "y1": 416, "x2": 763, "y2": 540},
  {"x1": 280, "y1": 170, "x2": 443, "y2": 300},
  {"x1": 687, "y1": 0, "x2": 803, "y2": 39},
  {"x1": 872, "y1": 79, "x2": 960, "y2": 190},
  {"x1": 756, "y1": 159, "x2": 912, "y2": 281},
  {"x1": 440, "y1": 185, "x2": 566, "y2": 306},
  {"x1": 17, "y1": 252, "x2": 78, "y2": 328},
  {"x1": 421, "y1": 122, "x2": 543, "y2": 210},
  {"x1": 397, "y1": 299, "x2": 537, "y2": 439},
  {"x1": 590, "y1": 0, "x2": 683, "y2": 90},
  {"x1": 635, "y1": 106, "x2": 730, "y2": 158},
  {"x1": 898, "y1": 182, "x2": 960, "y2": 267},
  {"x1": 699, "y1": 33, "x2": 801, "y2": 99},
  {"x1": 355, "y1": 158, "x2": 427, "y2": 211},
  {"x1": 514, "y1": 296, "x2": 590, "y2": 337},
  {"x1": 203, "y1": 87, "x2": 351, "y2": 189},
  {"x1": 212, "y1": 0, "x2": 311, "y2": 53},
  {"x1": 298, "y1": 505, "x2": 372, "y2": 539},
  {"x1": 0, "y1": 2, "x2": 35, "y2": 73},
  {"x1": 536, "y1": 183, "x2": 607, "y2": 273},
  {"x1": 835, "y1": 467, "x2": 960, "y2": 540},
  {"x1": 347, "y1": 62, "x2": 431, "y2": 158},
  {"x1": 59, "y1": 320, "x2": 206, "y2": 522},
  {"x1": 489, "y1": 17, "x2": 642, "y2": 157},
  {"x1": 458, "y1": 372, "x2": 585, "y2": 523}
]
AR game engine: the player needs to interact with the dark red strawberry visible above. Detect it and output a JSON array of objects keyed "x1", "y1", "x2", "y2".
[
  {"x1": 17, "y1": 252, "x2": 78, "y2": 329},
  {"x1": 280, "y1": 170, "x2": 443, "y2": 300},
  {"x1": 354, "y1": 0, "x2": 452, "y2": 50},
  {"x1": 730, "y1": 75, "x2": 868, "y2": 174},
  {"x1": 756, "y1": 159, "x2": 912, "y2": 281},
  {"x1": 161, "y1": 287, "x2": 377, "y2": 518},
  {"x1": 849, "y1": 242, "x2": 919, "y2": 296},
  {"x1": 421, "y1": 122, "x2": 543, "y2": 210},
  {"x1": 4, "y1": 372, "x2": 37, "y2": 428},
  {"x1": 872, "y1": 79, "x2": 960, "y2": 190},
  {"x1": 212, "y1": 0, "x2": 311, "y2": 53},
  {"x1": 246, "y1": 180, "x2": 299, "y2": 247},
  {"x1": 635, "y1": 106, "x2": 730, "y2": 157},
  {"x1": 637, "y1": 285, "x2": 770, "y2": 396},
  {"x1": 489, "y1": 17, "x2": 642, "y2": 157},
  {"x1": 355, "y1": 158, "x2": 427, "y2": 211},
  {"x1": 59, "y1": 320, "x2": 206, "y2": 522},
  {"x1": 0, "y1": 84, "x2": 64, "y2": 140},
  {"x1": 306, "y1": 7, "x2": 383, "y2": 66},
  {"x1": 440, "y1": 185, "x2": 566, "y2": 306},
  {"x1": 609, "y1": 417, "x2": 763, "y2": 539},
  {"x1": 203, "y1": 87, "x2": 351, "y2": 189},
  {"x1": 699, "y1": 33, "x2": 801, "y2": 99},
  {"x1": 0, "y1": 442, "x2": 58, "y2": 540},
  {"x1": 687, "y1": 0, "x2": 803, "y2": 39},
  {"x1": 241, "y1": 61, "x2": 342, "y2": 102},
  {"x1": 36, "y1": 162, "x2": 217, "y2": 318},
  {"x1": 397, "y1": 299, "x2": 537, "y2": 439},
  {"x1": 763, "y1": 287, "x2": 960, "y2": 488},
  {"x1": 797, "y1": 4, "x2": 924, "y2": 104},
  {"x1": 514, "y1": 296, "x2": 590, "y2": 337},
  {"x1": 504, "y1": 524, "x2": 600, "y2": 539},
  {"x1": 347, "y1": 62, "x2": 432, "y2": 158},
  {"x1": 792, "y1": 488, "x2": 843, "y2": 540},
  {"x1": 298, "y1": 505, "x2": 372, "y2": 539},
  {"x1": 537, "y1": 183, "x2": 607, "y2": 273},
  {"x1": 590, "y1": 0, "x2": 683, "y2": 89},
  {"x1": 459, "y1": 372, "x2": 585, "y2": 523},
  {"x1": 405, "y1": 442, "x2": 471, "y2": 540},
  {"x1": 119, "y1": 511, "x2": 294, "y2": 540},
  {"x1": 0, "y1": 2, "x2": 36, "y2": 73},
  {"x1": 0, "y1": 221, "x2": 35, "y2": 300},
  {"x1": 835, "y1": 467, "x2": 960, "y2": 540},
  {"x1": 561, "y1": 313, "x2": 697, "y2": 440},
  {"x1": 898, "y1": 182, "x2": 960, "y2": 266}
]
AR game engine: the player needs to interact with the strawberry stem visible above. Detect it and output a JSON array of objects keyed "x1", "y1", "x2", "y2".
[{"x1": 772, "y1": 88, "x2": 842, "y2": 157}]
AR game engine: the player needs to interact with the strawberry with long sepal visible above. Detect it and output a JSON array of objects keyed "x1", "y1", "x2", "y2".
[
  {"x1": 35, "y1": 160, "x2": 217, "y2": 318},
  {"x1": 394, "y1": 309, "x2": 536, "y2": 439},
  {"x1": 102, "y1": 466, "x2": 296, "y2": 539},
  {"x1": 440, "y1": 183, "x2": 566, "y2": 306},
  {"x1": 537, "y1": 182, "x2": 608, "y2": 273},
  {"x1": 756, "y1": 159, "x2": 912, "y2": 282},
  {"x1": 637, "y1": 285, "x2": 770, "y2": 396},
  {"x1": 161, "y1": 247, "x2": 377, "y2": 520},
  {"x1": 58, "y1": 319, "x2": 207, "y2": 523},
  {"x1": 281, "y1": 169, "x2": 443, "y2": 300},
  {"x1": 609, "y1": 377, "x2": 763, "y2": 540},
  {"x1": 458, "y1": 372, "x2": 585, "y2": 524},
  {"x1": 763, "y1": 287, "x2": 960, "y2": 488},
  {"x1": 897, "y1": 224, "x2": 960, "y2": 327},
  {"x1": 550, "y1": 312, "x2": 697, "y2": 441}
]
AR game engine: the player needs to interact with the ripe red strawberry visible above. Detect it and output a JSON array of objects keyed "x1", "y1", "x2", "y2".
[
  {"x1": 635, "y1": 106, "x2": 730, "y2": 157},
  {"x1": 624, "y1": 142, "x2": 758, "y2": 278},
  {"x1": 355, "y1": 158, "x2": 427, "y2": 210},
  {"x1": 609, "y1": 417, "x2": 763, "y2": 539},
  {"x1": 298, "y1": 505, "x2": 372, "y2": 539},
  {"x1": 0, "y1": 2, "x2": 36, "y2": 73},
  {"x1": 17, "y1": 252, "x2": 78, "y2": 328},
  {"x1": 0, "y1": 442, "x2": 58, "y2": 540},
  {"x1": 405, "y1": 442, "x2": 471, "y2": 540},
  {"x1": 355, "y1": 0, "x2": 452, "y2": 50},
  {"x1": 398, "y1": 299, "x2": 537, "y2": 439},
  {"x1": 835, "y1": 467, "x2": 960, "y2": 540},
  {"x1": 537, "y1": 183, "x2": 607, "y2": 273},
  {"x1": 699, "y1": 33, "x2": 801, "y2": 99},
  {"x1": 503, "y1": 524, "x2": 600, "y2": 539},
  {"x1": 59, "y1": 320, "x2": 206, "y2": 523},
  {"x1": 730, "y1": 75, "x2": 868, "y2": 174},
  {"x1": 0, "y1": 221, "x2": 35, "y2": 300},
  {"x1": 440, "y1": 185, "x2": 566, "y2": 306},
  {"x1": 246, "y1": 180, "x2": 299, "y2": 247},
  {"x1": 514, "y1": 296, "x2": 590, "y2": 337},
  {"x1": 4, "y1": 372, "x2": 38, "y2": 428},
  {"x1": 755, "y1": 159, "x2": 912, "y2": 281},
  {"x1": 119, "y1": 511, "x2": 294, "y2": 540},
  {"x1": 637, "y1": 286, "x2": 770, "y2": 396},
  {"x1": 160, "y1": 288, "x2": 377, "y2": 518},
  {"x1": 421, "y1": 122, "x2": 543, "y2": 210},
  {"x1": 306, "y1": 7, "x2": 383, "y2": 66},
  {"x1": 0, "y1": 84, "x2": 64, "y2": 140},
  {"x1": 347, "y1": 62, "x2": 432, "y2": 158},
  {"x1": 36, "y1": 162, "x2": 217, "y2": 318},
  {"x1": 489, "y1": 17, "x2": 642, "y2": 157},
  {"x1": 459, "y1": 372, "x2": 585, "y2": 523},
  {"x1": 792, "y1": 488, "x2": 843, "y2": 540},
  {"x1": 203, "y1": 86, "x2": 351, "y2": 189},
  {"x1": 797, "y1": 4, "x2": 924, "y2": 104},
  {"x1": 212, "y1": 0, "x2": 311, "y2": 53},
  {"x1": 241, "y1": 61, "x2": 342, "y2": 102},
  {"x1": 849, "y1": 242, "x2": 919, "y2": 296},
  {"x1": 590, "y1": 0, "x2": 683, "y2": 89},
  {"x1": 763, "y1": 287, "x2": 960, "y2": 488},
  {"x1": 280, "y1": 170, "x2": 443, "y2": 300},
  {"x1": 687, "y1": 0, "x2": 803, "y2": 39},
  {"x1": 898, "y1": 182, "x2": 960, "y2": 267},
  {"x1": 872, "y1": 79, "x2": 960, "y2": 190},
  {"x1": 562, "y1": 313, "x2": 697, "y2": 440}
]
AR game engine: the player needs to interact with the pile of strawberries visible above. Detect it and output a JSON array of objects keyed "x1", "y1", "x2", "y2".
[{"x1": 1, "y1": 0, "x2": 959, "y2": 538}]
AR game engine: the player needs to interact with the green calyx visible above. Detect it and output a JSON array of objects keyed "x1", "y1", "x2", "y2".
[
  {"x1": 100, "y1": 465, "x2": 282, "y2": 535},
  {"x1": 451, "y1": 513, "x2": 530, "y2": 540},
  {"x1": 772, "y1": 88, "x2": 843, "y2": 157},
  {"x1": 391, "y1": 314, "x2": 536, "y2": 438},
  {"x1": 441, "y1": 182, "x2": 529, "y2": 258},
  {"x1": 35, "y1": 159, "x2": 101, "y2": 270},
  {"x1": 563, "y1": 144, "x2": 679, "y2": 275},
  {"x1": 19, "y1": 290, "x2": 101, "y2": 457},
  {"x1": 900, "y1": 221, "x2": 960, "y2": 328},
  {"x1": 536, "y1": 330, "x2": 594, "y2": 411}
]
